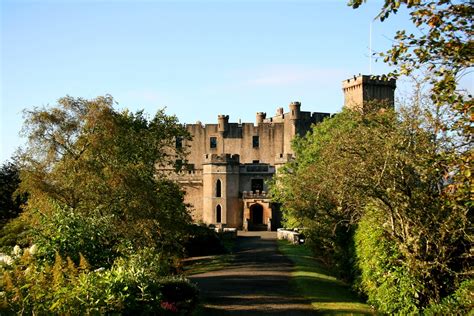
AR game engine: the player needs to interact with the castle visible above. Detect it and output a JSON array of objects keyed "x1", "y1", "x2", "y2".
[{"x1": 169, "y1": 75, "x2": 396, "y2": 230}]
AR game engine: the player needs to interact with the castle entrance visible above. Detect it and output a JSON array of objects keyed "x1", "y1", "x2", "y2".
[
  {"x1": 250, "y1": 203, "x2": 263, "y2": 225},
  {"x1": 246, "y1": 203, "x2": 267, "y2": 231},
  {"x1": 242, "y1": 193, "x2": 273, "y2": 231}
]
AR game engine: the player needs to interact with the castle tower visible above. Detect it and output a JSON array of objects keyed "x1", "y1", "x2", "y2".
[
  {"x1": 289, "y1": 101, "x2": 301, "y2": 120},
  {"x1": 217, "y1": 114, "x2": 229, "y2": 133},
  {"x1": 283, "y1": 101, "x2": 302, "y2": 156},
  {"x1": 342, "y1": 75, "x2": 396, "y2": 111},
  {"x1": 202, "y1": 154, "x2": 241, "y2": 228},
  {"x1": 256, "y1": 112, "x2": 266, "y2": 125}
]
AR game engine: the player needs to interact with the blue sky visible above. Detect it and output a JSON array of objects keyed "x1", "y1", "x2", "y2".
[{"x1": 1, "y1": 0, "x2": 423, "y2": 163}]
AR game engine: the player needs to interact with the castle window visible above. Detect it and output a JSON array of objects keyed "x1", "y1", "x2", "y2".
[
  {"x1": 210, "y1": 137, "x2": 217, "y2": 149},
  {"x1": 252, "y1": 135, "x2": 259, "y2": 148},
  {"x1": 251, "y1": 179, "x2": 263, "y2": 193},
  {"x1": 216, "y1": 179, "x2": 222, "y2": 197},
  {"x1": 216, "y1": 205, "x2": 222, "y2": 223},
  {"x1": 175, "y1": 137, "x2": 183, "y2": 149},
  {"x1": 174, "y1": 159, "x2": 183, "y2": 171}
]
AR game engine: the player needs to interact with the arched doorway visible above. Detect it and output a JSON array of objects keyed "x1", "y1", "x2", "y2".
[{"x1": 249, "y1": 203, "x2": 264, "y2": 230}]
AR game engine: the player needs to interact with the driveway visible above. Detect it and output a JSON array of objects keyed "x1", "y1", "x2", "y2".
[{"x1": 189, "y1": 231, "x2": 315, "y2": 315}]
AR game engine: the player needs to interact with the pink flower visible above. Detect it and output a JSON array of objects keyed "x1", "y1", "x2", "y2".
[{"x1": 161, "y1": 301, "x2": 178, "y2": 313}]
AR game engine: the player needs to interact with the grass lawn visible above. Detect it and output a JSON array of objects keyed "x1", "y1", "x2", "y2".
[
  {"x1": 183, "y1": 236, "x2": 236, "y2": 276},
  {"x1": 278, "y1": 240, "x2": 375, "y2": 315},
  {"x1": 182, "y1": 253, "x2": 234, "y2": 275}
]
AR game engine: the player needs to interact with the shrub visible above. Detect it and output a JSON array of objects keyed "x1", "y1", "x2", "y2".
[
  {"x1": 423, "y1": 279, "x2": 474, "y2": 315},
  {"x1": 159, "y1": 277, "x2": 199, "y2": 315},
  {"x1": 0, "y1": 217, "x2": 30, "y2": 252},
  {"x1": 354, "y1": 206, "x2": 424, "y2": 314},
  {"x1": 183, "y1": 224, "x2": 225, "y2": 257},
  {"x1": 1, "y1": 247, "x2": 199, "y2": 315},
  {"x1": 30, "y1": 201, "x2": 120, "y2": 268}
]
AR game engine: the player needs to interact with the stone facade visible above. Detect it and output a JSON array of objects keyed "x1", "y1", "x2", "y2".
[
  {"x1": 343, "y1": 75, "x2": 396, "y2": 112},
  {"x1": 168, "y1": 75, "x2": 395, "y2": 230}
]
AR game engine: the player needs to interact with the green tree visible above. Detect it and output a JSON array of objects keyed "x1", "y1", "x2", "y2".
[
  {"x1": 18, "y1": 95, "x2": 192, "y2": 263},
  {"x1": 271, "y1": 101, "x2": 471, "y2": 312},
  {"x1": 0, "y1": 161, "x2": 26, "y2": 223},
  {"x1": 344, "y1": 2, "x2": 472, "y2": 311},
  {"x1": 348, "y1": 0, "x2": 472, "y2": 222},
  {"x1": 0, "y1": 161, "x2": 29, "y2": 251}
]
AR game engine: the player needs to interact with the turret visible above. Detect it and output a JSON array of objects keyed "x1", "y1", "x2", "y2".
[
  {"x1": 276, "y1": 107, "x2": 284, "y2": 117},
  {"x1": 256, "y1": 112, "x2": 266, "y2": 124},
  {"x1": 289, "y1": 101, "x2": 301, "y2": 120},
  {"x1": 342, "y1": 75, "x2": 396, "y2": 111},
  {"x1": 217, "y1": 114, "x2": 229, "y2": 133}
]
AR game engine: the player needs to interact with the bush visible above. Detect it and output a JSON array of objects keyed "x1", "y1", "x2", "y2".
[
  {"x1": 354, "y1": 206, "x2": 425, "y2": 314},
  {"x1": 354, "y1": 204, "x2": 473, "y2": 315},
  {"x1": 183, "y1": 224, "x2": 225, "y2": 257},
  {"x1": 423, "y1": 279, "x2": 474, "y2": 315},
  {"x1": 30, "y1": 201, "x2": 120, "y2": 268},
  {"x1": 159, "y1": 277, "x2": 199, "y2": 314},
  {"x1": 0, "y1": 217, "x2": 30, "y2": 252},
  {"x1": 1, "y1": 247, "x2": 199, "y2": 315}
]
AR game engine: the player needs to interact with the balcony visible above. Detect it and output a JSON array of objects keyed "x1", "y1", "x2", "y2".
[{"x1": 242, "y1": 190, "x2": 269, "y2": 200}]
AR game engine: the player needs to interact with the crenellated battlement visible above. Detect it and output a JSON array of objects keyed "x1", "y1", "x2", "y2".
[
  {"x1": 342, "y1": 75, "x2": 396, "y2": 88},
  {"x1": 343, "y1": 74, "x2": 396, "y2": 111},
  {"x1": 164, "y1": 74, "x2": 396, "y2": 230}
]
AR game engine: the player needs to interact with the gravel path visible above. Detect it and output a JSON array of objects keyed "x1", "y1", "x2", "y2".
[{"x1": 189, "y1": 231, "x2": 315, "y2": 315}]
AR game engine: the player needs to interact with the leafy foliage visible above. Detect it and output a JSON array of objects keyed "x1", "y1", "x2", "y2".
[
  {"x1": 348, "y1": 0, "x2": 473, "y2": 240},
  {"x1": 0, "y1": 217, "x2": 30, "y2": 252},
  {"x1": 1, "y1": 248, "x2": 198, "y2": 315},
  {"x1": 0, "y1": 95, "x2": 199, "y2": 314},
  {"x1": 30, "y1": 201, "x2": 119, "y2": 268},
  {"x1": 271, "y1": 102, "x2": 472, "y2": 312},
  {"x1": 18, "y1": 95, "x2": 192, "y2": 257},
  {"x1": 343, "y1": 1, "x2": 473, "y2": 311},
  {"x1": 354, "y1": 205, "x2": 422, "y2": 314},
  {"x1": 271, "y1": 105, "x2": 397, "y2": 277},
  {"x1": 183, "y1": 224, "x2": 226, "y2": 257},
  {"x1": 0, "y1": 161, "x2": 27, "y2": 223}
]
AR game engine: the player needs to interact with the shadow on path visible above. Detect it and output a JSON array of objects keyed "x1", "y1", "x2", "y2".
[{"x1": 189, "y1": 231, "x2": 315, "y2": 315}]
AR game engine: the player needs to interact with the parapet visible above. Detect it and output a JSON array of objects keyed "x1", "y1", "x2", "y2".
[
  {"x1": 203, "y1": 153, "x2": 240, "y2": 165},
  {"x1": 342, "y1": 75, "x2": 396, "y2": 90},
  {"x1": 218, "y1": 114, "x2": 229, "y2": 133},
  {"x1": 256, "y1": 112, "x2": 267, "y2": 124},
  {"x1": 343, "y1": 74, "x2": 396, "y2": 111},
  {"x1": 311, "y1": 112, "x2": 330, "y2": 123},
  {"x1": 289, "y1": 101, "x2": 301, "y2": 119}
]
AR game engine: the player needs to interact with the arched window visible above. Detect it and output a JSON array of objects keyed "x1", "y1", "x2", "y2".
[
  {"x1": 216, "y1": 205, "x2": 222, "y2": 223},
  {"x1": 216, "y1": 179, "x2": 222, "y2": 197}
]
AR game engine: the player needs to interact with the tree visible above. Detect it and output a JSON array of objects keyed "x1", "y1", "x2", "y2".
[
  {"x1": 344, "y1": 2, "x2": 472, "y2": 310},
  {"x1": 271, "y1": 105, "x2": 399, "y2": 275},
  {"x1": 0, "y1": 161, "x2": 26, "y2": 222},
  {"x1": 18, "y1": 95, "x2": 192, "y2": 263},
  {"x1": 0, "y1": 161, "x2": 29, "y2": 251},
  {"x1": 348, "y1": 0, "x2": 472, "y2": 213},
  {"x1": 271, "y1": 100, "x2": 472, "y2": 312},
  {"x1": 1, "y1": 95, "x2": 201, "y2": 315}
]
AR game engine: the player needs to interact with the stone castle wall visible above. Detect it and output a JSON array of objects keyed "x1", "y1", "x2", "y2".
[{"x1": 170, "y1": 75, "x2": 395, "y2": 229}]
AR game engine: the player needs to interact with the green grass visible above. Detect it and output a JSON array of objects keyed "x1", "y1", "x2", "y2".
[
  {"x1": 278, "y1": 240, "x2": 375, "y2": 315},
  {"x1": 182, "y1": 253, "x2": 234, "y2": 275},
  {"x1": 183, "y1": 237, "x2": 236, "y2": 276}
]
